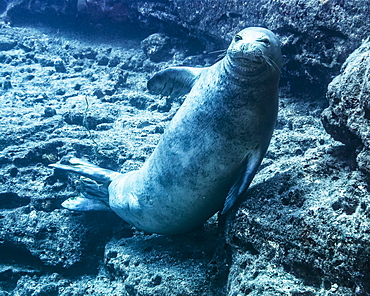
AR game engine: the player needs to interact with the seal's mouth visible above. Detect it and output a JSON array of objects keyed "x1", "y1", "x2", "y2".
[
  {"x1": 235, "y1": 56, "x2": 263, "y2": 64},
  {"x1": 230, "y1": 50, "x2": 280, "y2": 73},
  {"x1": 232, "y1": 53, "x2": 265, "y2": 71}
]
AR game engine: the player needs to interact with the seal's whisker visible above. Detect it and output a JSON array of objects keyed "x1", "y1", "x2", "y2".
[
  {"x1": 263, "y1": 55, "x2": 281, "y2": 74},
  {"x1": 206, "y1": 49, "x2": 227, "y2": 55},
  {"x1": 215, "y1": 52, "x2": 227, "y2": 62},
  {"x1": 263, "y1": 56, "x2": 273, "y2": 68},
  {"x1": 204, "y1": 49, "x2": 228, "y2": 63}
]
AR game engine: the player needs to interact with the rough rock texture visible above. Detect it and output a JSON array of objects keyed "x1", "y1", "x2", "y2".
[
  {"x1": 322, "y1": 39, "x2": 370, "y2": 176},
  {"x1": 226, "y1": 134, "x2": 370, "y2": 295},
  {"x1": 0, "y1": 24, "x2": 228, "y2": 295},
  {"x1": 0, "y1": 2, "x2": 370, "y2": 295},
  {"x1": 2, "y1": 0, "x2": 370, "y2": 96}
]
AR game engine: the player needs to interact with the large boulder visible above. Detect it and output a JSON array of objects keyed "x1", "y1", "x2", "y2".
[
  {"x1": 322, "y1": 39, "x2": 370, "y2": 174},
  {"x1": 226, "y1": 128, "x2": 370, "y2": 295}
]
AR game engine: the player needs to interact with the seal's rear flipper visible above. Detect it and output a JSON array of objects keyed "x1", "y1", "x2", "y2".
[
  {"x1": 60, "y1": 176, "x2": 112, "y2": 212},
  {"x1": 50, "y1": 157, "x2": 120, "y2": 184},
  {"x1": 147, "y1": 66, "x2": 206, "y2": 98},
  {"x1": 222, "y1": 150, "x2": 263, "y2": 214},
  {"x1": 50, "y1": 158, "x2": 121, "y2": 212},
  {"x1": 62, "y1": 196, "x2": 111, "y2": 211}
]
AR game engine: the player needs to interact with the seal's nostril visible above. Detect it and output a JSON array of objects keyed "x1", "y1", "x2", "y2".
[{"x1": 241, "y1": 44, "x2": 249, "y2": 52}]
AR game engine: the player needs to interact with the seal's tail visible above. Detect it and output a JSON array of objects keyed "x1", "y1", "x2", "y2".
[{"x1": 50, "y1": 158, "x2": 121, "y2": 211}]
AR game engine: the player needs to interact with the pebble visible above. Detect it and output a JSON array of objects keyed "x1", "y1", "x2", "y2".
[
  {"x1": 54, "y1": 58, "x2": 67, "y2": 73},
  {"x1": 44, "y1": 107, "x2": 57, "y2": 117}
]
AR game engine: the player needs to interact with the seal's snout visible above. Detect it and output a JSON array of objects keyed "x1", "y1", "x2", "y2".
[
  {"x1": 241, "y1": 43, "x2": 264, "y2": 57},
  {"x1": 241, "y1": 43, "x2": 256, "y2": 53},
  {"x1": 229, "y1": 37, "x2": 268, "y2": 64},
  {"x1": 232, "y1": 42, "x2": 264, "y2": 63}
]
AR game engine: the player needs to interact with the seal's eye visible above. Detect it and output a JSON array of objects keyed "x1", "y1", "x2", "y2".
[
  {"x1": 234, "y1": 34, "x2": 243, "y2": 42},
  {"x1": 259, "y1": 38, "x2": 271, "y2": 46}
]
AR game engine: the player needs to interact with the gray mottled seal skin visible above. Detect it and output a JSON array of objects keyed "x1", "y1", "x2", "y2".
[{"x1": 51, "y1": 27, "x2": 282, "y2": 235}]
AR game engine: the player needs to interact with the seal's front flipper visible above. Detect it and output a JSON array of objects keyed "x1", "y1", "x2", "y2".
[
  {"x1": 147, "y1": 66, "x2": 206, "y2": 98},
  {"x1": 222, "y1": 150, "x2": 263, "y2": 214}
]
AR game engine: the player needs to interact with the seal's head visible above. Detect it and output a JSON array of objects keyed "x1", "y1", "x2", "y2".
[{"x1": 226, "y1": 27, "x2": 282, "y2": 76}]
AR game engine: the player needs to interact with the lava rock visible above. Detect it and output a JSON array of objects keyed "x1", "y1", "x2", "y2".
[
  {"x1": 97, "y1": 55, "x2": 109, "y2": 66},
  {"x1": 54, "y1": 58, "x2": 67, "y2": 73},
  {"x1": 2, "y1": 76, "x2": 12, "y2": 90},
  {"x1": 1, "y1": 6, "x2": 370, "y2": 296},
  {"x1": 103, "y1": 228, "x2": 228, "y2": 295},
  {"x1": 93, "y1": 87, "x2": 104, "y2": 98},
  {"x1": 43, "y1": 107, "x2": 57, "y2": 118},
  {"x1": 108, "y1": 56, "x2": 120, "y2": 67},
  {"x1": 226, "y1": 148, "x2": 370, "y2": 295},
  {"x1": 0, "y1": 192, "x2": 30, "y2": 209},
  {"x1": 0, "y1": 208, "x2": 121, "y2": 269},
  {"x1": 141, "y1": 33, "x2": 173, "y2": 63},
  {"x1": 62, "y1": 108, "x2": 115, "y2": 130},
  {"x1": 0, "y1": 36, "x2": 17, "y2": 51},
  {"x1": 128, "y1": 93, "x2": 153, "y2": 110},
  {"x1": 321, "y1": 39, "x2": 370, "y2": 174},
  {"x1": 4, "y1": 0, "x2": 370, "y2": 96}
]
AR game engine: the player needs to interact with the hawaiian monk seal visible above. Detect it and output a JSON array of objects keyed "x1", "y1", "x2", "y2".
[{"x1": 51, "y1": 27, "x2": 282, "y2": 235}]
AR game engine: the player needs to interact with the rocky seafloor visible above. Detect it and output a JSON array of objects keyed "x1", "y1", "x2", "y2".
[{"x1": 0, "y1": 0, "x2": 370, "y2": 295}]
